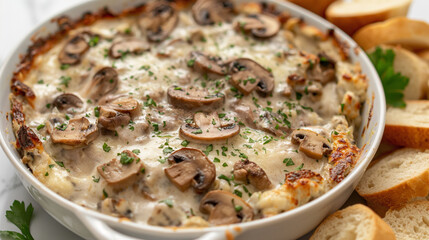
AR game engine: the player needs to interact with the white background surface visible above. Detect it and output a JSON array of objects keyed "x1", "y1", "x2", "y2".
[{"x1": 0, "y1": 1, "x2": 428, "y2": 239}]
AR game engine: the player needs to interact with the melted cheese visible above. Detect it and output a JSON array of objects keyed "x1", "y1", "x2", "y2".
[{"x1": 18, "y1": 7, "x2": 367, "y2": 227}]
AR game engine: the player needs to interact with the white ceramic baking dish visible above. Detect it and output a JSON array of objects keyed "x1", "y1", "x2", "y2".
[{"x1": 0, "y1": 0, "x2": 385, "y2": 239}]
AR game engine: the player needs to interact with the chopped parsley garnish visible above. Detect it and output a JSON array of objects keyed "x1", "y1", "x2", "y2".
[
  {"x1": 88, "y1": 36, "x2": 99, "y2": 47},
  {"x1": 159, "y1": 199, "x2": 174, "y2": 208},
  {"x1": 296, "y1": 163, "x2": 304, "y2": 170},
  {"x1": 283, "y1": 158, "x2": 295, "y2": 166},
  {"x1": 234, "y1": 205, "x2": 243, "y2": 212},
  {"x1": 213, "y1": 157, "x2": 220, "y2": 163},
  {"x1": 222, "y1": 162, "x2": 228, "y2": 167},
  {"x1": 102, "y1": 143, "x2": 111, "y2": 152},
  {"x1": 103, "y1": 189, "x2": 108, "y2": 198},
  {"x1": 192, "y1": 129, "x2": 203, "y2": 134},
  {"x1": 55, "y1": 161, "x2": 65, "y2": 168},
  {"x1": 55, "y1": 123, "x2": 68, "y2": 131},
  {"x1": 59, "y1": 76, "x2": 71, "y2": 88},
  {"x1": 36, "y1": 124, "x2": 45, "y2": 131},
  {"x1": 203, "y1": 144, "x2": 213, "y2": 155},
  {"x1": 132, "y1": 149, "x2": 141, "y2": 155},
  {"x1": 187, "y1": 59, "x2": 195, "y2": 67},
  {"x1": 181, "y1": 140, "x2": 189, "y2": 147},
  {"x1": 94, "y1": 107, "x2": 100, "y2": 118},
  {"x1": 60, "y1": 64, "x2": 70, "y2": 70},
  {"x1": 92, "y1": 176, "x2": 100, "y2": 183},
  {"x1": 233, "y1": 189, "x2": 243, "y2": 197},
  {"x1": 163, "y1": 147, "x2": 174, "y2": 155},
  {"x1": 218, "y1": 174, "x2": 233, "y2": 185},
  {"x1": 119, "y1": 152, "x2": 134, "y2": 165},
  {"x1": 368, "y1": 46, "x2": 409, "y2": 107}
]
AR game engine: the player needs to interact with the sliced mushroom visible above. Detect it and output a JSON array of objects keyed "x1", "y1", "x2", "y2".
[
  {"x1": 52, "y1": 93, "x2": 83, "y2": 112},
  {"x1": 180, "y1": 112, "x2": 240, "y2": 142},
  {"x1": 98, "y1": 107, "x2": 131, "y2": 131},
  {"x1": 167, "y1": 85, "x2": 224, "y2": 109},
  {"x1": 200, "y1": 190, "x2": 253, "y2": 225},
  {"x1": 58, "y1": 32, "x2": 92, "y2": 65},
  {"x1": 89, "y1": 67, "x2": 118, "y2": 100},
  {"x1": 291, "y1": 129, "x2": 332, "y2": 159},
  {"x1": 109, "y1": 38, "x2": 150, "y2": 59},
  {"x1": 97, "y1": 150, "x2": 145, "y2": 190},
  {"x1": 49, "y1": 117, "x2": 99, "y2": 147},
  {"x1": 165, "y1": 148, "x2": 215, "y2": 193},
  {"x1": 192, "y1": 0, "x2": 235, "y2": 25},
  {"x1": 307, "y1": 53, "x2": 336, "y2": 85},
  {"x1": 188, "y1": 51, "x2": 227, "y2": 75},
  {"x1": 103, "y1": 96, "x2": 141, "y2": 117},
  {"x1": 228, "y1": 58, "x2": 274, "y2": 96},
  {"x1": 233, "y1": 159, "x2": 272, "y2": 190},
  {"x1": 236, "y1": 14, "x2": 280, "y2": 38},
  {"x1": 138, "y1": 1, "x2": 178, "y2": 42}
]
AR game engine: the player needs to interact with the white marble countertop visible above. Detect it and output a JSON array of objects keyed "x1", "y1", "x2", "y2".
[{"x1": 0, "y1": 1, "x2": 428, "y2": 239}]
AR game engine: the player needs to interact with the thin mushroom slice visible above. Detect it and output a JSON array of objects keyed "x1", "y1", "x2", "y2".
[
  {"x1": 188, "y1": 51, "x2": 227, "y2": 75},
  {"x1": 233, "y1": 159, "x2": 272, "y2": 190},
  {"x1": 138, "y1": 1, "x2": 178, "y2": 42},
  {"x1": 97, "y1": 150, "x2": 145, "y2": 190},
  {"x1": 236, "y1": 14, "x2": 280, "y2": 38},
  {"x1": 104, "y1": 96, "x2": 141, "y2": 117},
  {"x1": 89, "y1": 67, "x2": 119, "y2": 100},
  {"x1": 192, "y1": 0, "x2": 235, "y2": 25},
  {"x1": 109, "y1": 38, "x2": 150, "y2": 59},
  {"x1": 200, "y1": 190, "x2": 253, "y2": 225},
  {"x1": 228, "y1": 58, "x2": 274, "y2": 96},
  {"x1": 291, "y1": 129, "x2": 332, "y2": 159},
  {"x1": 58, "y1": 32, "x2": 92, "y2": 65},
  {"x1": 165, "y1": 148, "x2": 216, "y2": 193},
  {"x1": 180, "y1": 112, "x2": 240, "y2": 143},
  {"x1": 49, "y1": 117, "x2": 99, "y2": 147},
  {"x1": 52, "y1": 93, "x2": 83, "y2": 112},
  {"x1": 98, "y1": 107, "x2": 131, "y2": 131},
  {"x1": 167, "y1": 85, "x2": 224, "y2": 109}
]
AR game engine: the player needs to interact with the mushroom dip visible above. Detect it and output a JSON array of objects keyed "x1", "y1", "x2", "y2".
[{"x1": 10, "y1": 0, "x2": 368, "y2": 227}]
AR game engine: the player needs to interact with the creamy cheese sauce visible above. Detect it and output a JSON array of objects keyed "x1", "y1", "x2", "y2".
[{"x1": 17, "y1": 2, "x2": 367, "y2": 227}]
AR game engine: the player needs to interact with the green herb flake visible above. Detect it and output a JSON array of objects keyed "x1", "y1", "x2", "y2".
[
  {"x1": 296, "y1": 163, "x2": 304, "y2": 170},
  {"x1": 181, "y1": 140, "x2": 189, "y2": 147},
  {"x1": 36, "y1": 124, "x2": 45, "y2": 131},
  {"x1": 102, "y1": 143, "x2": 111, "y2": 152},
  {"x1": 203, "y1": 144, "x2": 213, "y2": 156},
  {"x1": 55, "y1": 161, "x2": 65, "y2": 168},
  {"x1": 132, "y1": 149, "x2": 141, "y2": 155},
  {"x1": 283, "y1": 158, "x2": 295, "y2": 166},
  {"x1": 92, "y1": 176, "x2": 100, "y2": 183},
  {"x1": 159, "y1": 199, "x2": 174, "y2": 208}
]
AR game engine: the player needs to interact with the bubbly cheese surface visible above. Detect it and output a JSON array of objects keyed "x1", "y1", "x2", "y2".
[{"x1": 15, "y1": 1, "x2": 368, "y2": 227}]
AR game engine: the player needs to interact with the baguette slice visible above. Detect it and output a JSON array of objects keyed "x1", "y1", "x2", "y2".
[
  {"x1": 416, "y1": 49, "x2": 429, "y2": 65},
  {"x1": 384, "y1": 101, "x2": 429, "y2": 148},
  {"x1": 310, "y1": 204, "x2": 396, "y2": 240},
  {"x1": 370, "y1": 46, "x2": 429, "y2": 100},
  {"x1": 383, "y1": 200, "x2": 429, "y2": 240},
  {"x1": 326, "y1": 0, "x2": 412, "y2": 35},
  {"x1": 353, "y1": 17, "x2": 429, "y2": 51},
  {"x1": 356, "y1": 148, "x2": 429, "y2": 210},
  {"x1": 287, "y1": 0, "x2": 336, "y2": 17}
]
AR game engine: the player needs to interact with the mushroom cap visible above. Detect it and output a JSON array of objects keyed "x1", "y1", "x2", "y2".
[
  {"x1": 180, "y1": 112, "x2": 240, "y2": 143},
  {"x1": 97, "y1": 150, "x2": 144, "y2": 190},
  {"x1": 167, "y1": 85, "x2": 224, "y2": 109},
  {"x1": 98, "y1": 107, "x2": 131, "y2": 131},
  {"x1": 233, "y1": 159, "x2": 272, "y2": 190},
  {"x1": 189, "y1": 51, "x2": 227, "y2": 75},
  {"x1": 58, "y1": 32, "x2": 91, "y2": 65},
  {"x1": 109, "y1": 38, "x2": 150, "y2": 59},
  {"x1": 165, "y1": 148, "x2": 216, "y2": 193},
  {"x1": 49, "y1": 117, "x2": 99, "y2": 147},
  {"x1": 200, "y1": 190, "x2": 253, "y2": 225},
  {"x1": 89, "y1": 67, "x2": 119, "y2": 100},
  {"x1": 236, "y1": 14, "x2": 280, "y2": 38},
  {"x1": 228, "y1": 58, "x2": 274, "y2": 96},
  {"x1": 291, "y1": 129, "x2": 332, "y2": 159},
  {"x1": 52, "y1": 93, "x2": 83, "y2": 112},
  {"x1": 138, "y1": 1, "x2": 179, "y2": 42},
  {"x1": 192, "y1": 0, "x2": 235, "y2": 25}
]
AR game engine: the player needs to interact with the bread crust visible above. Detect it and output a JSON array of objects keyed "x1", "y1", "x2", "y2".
[
  {"x1": 288, "y1": 0, "x2": 336, "y2": 17},
  {"x1": 353, "y1": 17, "x2": 429, "y2": 50},
  {"x1": 384, "y1": 125, "x2": 429, "y2": 148},
  {"x1": 326, "y1": 0, "x2": 411, "y2": 36},
  {"x1": 310, "y1": 204, "x2": 396, "y2": 240},
  {"x1": 356, "y1": 149, "x2": 429, "y2": 209}
]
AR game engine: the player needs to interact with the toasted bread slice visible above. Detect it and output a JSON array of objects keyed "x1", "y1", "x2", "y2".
[
  {"x1": 356, "y1": 148, "x2": 429, "y2": 210},
  {"x1": 369, "y1": 45, "x2": 429, "y2": 100},
  {"x1": 287, "y1": 0, "x2": 336, "y2": 17},
  {"x1": 383, "y1": 200, "x2": 429, "y2": 240},
  {"x1": 310, "y1": 204, "x2": 396, "y2": 240},
  {"x1": 353, "y1": 17, "x2": 429, "y2": 51},
  {"x1": 416, "y1": 49, "x2": 429, "y2": 65},
  {"x1": 326, "y1": 0, "x2": 412, "y2": 36},
  {"x1": 384, "y1": 101, "x2": 429, "y2": 148}
]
